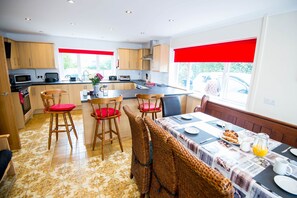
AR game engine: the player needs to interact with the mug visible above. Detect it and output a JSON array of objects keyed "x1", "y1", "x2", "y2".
[
  {"x1": 273, "y1": 157, "x2": 293, "y2": 175},
  {"x1": 240, "y1": 138, "x2": 251, "y2": 152},
  {"x1": 83, "y1": 89, "x2": 88, "y2": 96}
]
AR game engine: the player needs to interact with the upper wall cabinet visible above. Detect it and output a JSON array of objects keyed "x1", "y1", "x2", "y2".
[
  {"x1": 118, "y1": 48, "x2": 140, "y2": 70},
  {"x1": 138, "y1": 48, "x2": 150, "y2": 70},
  {"x1": 151, "y1": 44, "x2": 169, "y2": 72},
  {"x1": 17, "y1": 42, "x2": 55, "y2": 69},
  {"x1": 5, "y1": 38, "x2": 19, "y2": 70}
]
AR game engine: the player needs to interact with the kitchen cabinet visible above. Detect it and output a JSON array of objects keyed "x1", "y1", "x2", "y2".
[
  {"x1": 118, "y1": 48, "x2": 139, "y2": 70},
  {"x1": 138, "y1": 48, "x2": 150, "y2": 70},
  {"x1": 69, "y1": 84, "x2": 92, "y2": 105},
  {"x1": 0, "y1": 36, "x2": 21, "y2": 149},
  {"x1": 30, "y1": 85, "x2": 46, "y2": 113},
  {"x1": 5, "y1": 38, "x2": 20, "y2": 69},
  {"x1": 152, "y1": 44, "x2": 169, "y2": 72},
  {"x1": 18, "y1": 42, "x2": 55, "y2": 69}
]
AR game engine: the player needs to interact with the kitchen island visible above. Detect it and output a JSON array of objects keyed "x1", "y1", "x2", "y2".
[{"x1": 80, "y1": 85, "x2": 191, "y2": 145}]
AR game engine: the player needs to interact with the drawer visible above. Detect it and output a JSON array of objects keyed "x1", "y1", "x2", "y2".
[{"x1": 45, "y1": 84, "x2": 69, "y2": 91}]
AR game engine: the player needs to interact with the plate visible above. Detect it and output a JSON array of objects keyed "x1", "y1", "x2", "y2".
[
  {"x1": 184, "y1": 127, "x2": 199, "y2": 134},
  {"x1": 220, "y1": 131, "x2": 240, "y2": 145},
  {"x1": 181, "y1": 115, "x2": 192, "y2": 120},
  {"x1": 290, "y1": 148, "x2": 297, "y2": 156},
  {"x1": 274, "y1": 175, "x2": 297, "y2": 195}
]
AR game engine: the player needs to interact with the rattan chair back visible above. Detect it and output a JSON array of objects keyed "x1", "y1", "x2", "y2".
[
  {"x1": 123, "y1": 105, "x2": 151, "y2": 196},
  {"x1": 168, "y1": 137, "x2": 234, "y2": 198},
  {"x1": 144, "y1": 116, "x2": 177, "y2": 198}
]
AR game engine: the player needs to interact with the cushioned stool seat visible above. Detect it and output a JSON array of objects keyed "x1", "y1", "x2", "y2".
[{"x1": 49, "y1": 104, "x2": 76, "y2": 111}]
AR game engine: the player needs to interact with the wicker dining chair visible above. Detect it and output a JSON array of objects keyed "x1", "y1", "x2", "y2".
[
  {"x1": 123, "y1": 105, "x2": 152, "y2": 198},
  {"x1": 144, "y1": 116, "x2": 177, "y2": 198},
  {"x1": 168, "y1": 137, "x2": 234, "y2": 198}
]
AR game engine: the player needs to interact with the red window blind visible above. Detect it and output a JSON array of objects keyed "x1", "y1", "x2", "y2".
[
  {"x1": 174, "y1": 38, "x2": 257, "y2": 63},
  {"x1": 58, "y1": 48, "x2": 114, "y2": 56}
]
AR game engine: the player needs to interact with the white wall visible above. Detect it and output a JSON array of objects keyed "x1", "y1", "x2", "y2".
[
  {"x1": 250, "y1": 11, "x2": 297, "y2": 125},
  {"x1": 169, "y1": 11, "x2": 297, "y2": 125}
]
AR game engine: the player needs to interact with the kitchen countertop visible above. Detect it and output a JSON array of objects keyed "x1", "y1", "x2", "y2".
[
  {"x1": 80, "y1": 85, "x2": 191, "y2": 102},
  {"x1": 10, "y1": 79, "x2": 193, "y2": 100}
]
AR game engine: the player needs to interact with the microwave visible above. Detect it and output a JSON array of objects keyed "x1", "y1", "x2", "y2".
[{"x1": 9, "y1": 74, "x2": 31, "y2": 84}]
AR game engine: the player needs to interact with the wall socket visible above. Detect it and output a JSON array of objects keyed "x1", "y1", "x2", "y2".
[
  {"x1": 264, "y1": 97, "x2": 275, "y2": 106},
  {"x1": 37, "y1": 76, "x2": 43, "y2": 79}
]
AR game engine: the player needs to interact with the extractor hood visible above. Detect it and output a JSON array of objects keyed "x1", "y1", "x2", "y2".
[{"x1": 142, "y1": 40, "x2": 157, "y2": 60}]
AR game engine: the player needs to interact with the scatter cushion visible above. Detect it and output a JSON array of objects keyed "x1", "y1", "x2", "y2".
[
  {"x1": 95, "y1": 108, "x2": 120, "y2": 118},
  {"x1": 139, "y1": 103, "x2": 161, "y2": 111},
  {"x1": 49, "y1": 104, "x2": 76, "y2": 111},
  {"x1": 0, "y1": 150, "x2": 12, "y2": 180}
]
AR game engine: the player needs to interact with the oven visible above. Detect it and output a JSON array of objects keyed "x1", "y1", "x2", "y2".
[{"x1": 20, "y1": 88, "x2": 31, "y2": 115}]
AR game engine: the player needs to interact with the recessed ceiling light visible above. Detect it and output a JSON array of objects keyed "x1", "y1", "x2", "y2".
[
  {"x1": 25, "y1": 17, "x2": 31, "y2": 21},
  {"x1": 67, "y1": 0, "x2": 75, "y2": 3},
  {"x1": 70, "y1": 22, "x2": 75, "y2": 26},
  {"x1": 125, "y1": 10, "x2": 132, "y2": 14},
  {"x1": 168, "y1": 19, "x2": 175, "y2": 22}
]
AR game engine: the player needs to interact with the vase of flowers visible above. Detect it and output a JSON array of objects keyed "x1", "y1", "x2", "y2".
[{"x1": 89, "y1": 73, "x2": 104, "y2": 95}]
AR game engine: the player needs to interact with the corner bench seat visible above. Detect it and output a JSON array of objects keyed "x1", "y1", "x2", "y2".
[{"x1": 196, "y1": 100, "x2": 297, "y2": 147}]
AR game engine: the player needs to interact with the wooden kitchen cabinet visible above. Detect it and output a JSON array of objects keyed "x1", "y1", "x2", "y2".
[
  {"x1": 138, "y1": 48, "x2": 150, "y2": 70},
  {"x1": 68, "y1": 84, "x2": 89, "y2": 105},
  {"x1": 30, "y1": 85, "x2": 46, "y2": 113},
  {"x1": 18, "y1": 42, "x2": 55, "y2": 69},
  {"x1": 152, "y1": 44, "x2": 169, "y2": 72},
  {"x1": 118, "y1": 48, "x2": 139, "y2": 70},
  {"x1": 5, "y1": 38, "x2": 20, "y2": 69}
]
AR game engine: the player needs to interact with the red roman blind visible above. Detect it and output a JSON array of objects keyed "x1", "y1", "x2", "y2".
[
  {"x1": 58, "y1": 48, "x2": 114, "y2": 56},
  {"x1": 174, "y1": 38, "x2": 257, "y2": 63}
]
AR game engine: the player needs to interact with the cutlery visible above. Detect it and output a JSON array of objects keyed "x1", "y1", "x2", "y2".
[
  {"x1": 281, "y1": 146, "x2": 292, "y2": 153},
  {"x1": 199, "y1": 137, "x2": 214, "y2": 144},
  {"x1": 172, "y1": 116, "x2": 181, "y2": 122},
  {"x1": 288, "y1": 159, "x2": 297, "y2": 166}
]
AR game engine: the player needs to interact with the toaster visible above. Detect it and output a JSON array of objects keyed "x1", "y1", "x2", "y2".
[{"x1": 45, "y1": 72, "x2": 59, "y2": 82}]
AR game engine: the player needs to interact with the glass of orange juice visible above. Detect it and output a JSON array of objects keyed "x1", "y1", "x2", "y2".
[{"x1": 252, "y1": 133, "x2": 269, "y2": 163}]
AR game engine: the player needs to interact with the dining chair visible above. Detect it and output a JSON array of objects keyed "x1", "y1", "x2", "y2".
[
  {"x1": 161, "y1": 96, "x2": 181, "y2": 117},
  {"x1": 168, "y1": 137, "x2": 234, "y2": 198},
  {"x1": 136, "y1": 93, "x2": 164, "y2": 120},
  {"x1": 144, "y1": 116, "x2": 177, "y2": 198},
  {"x1": 90, "y1": 95, "x2": 123, "y2": 160},
  {"x1": 40, "y1": 89, "x2": 78, "y2": 150},
  {"x1": 193, "y1": 94, "x2": 209, "y2": 113},
  {"x1": 123, "y1": 105, "x2": 152, "y2": 198}
]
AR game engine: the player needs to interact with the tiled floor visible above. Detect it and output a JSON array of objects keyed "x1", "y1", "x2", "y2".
[{"x1": 0, "y1": 110, "x2": 139, "y2": 197}]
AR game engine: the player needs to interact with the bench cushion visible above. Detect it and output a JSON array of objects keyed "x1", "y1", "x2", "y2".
[{"x1": 0, "y1": 150, "x2": 12, "y2": 180}]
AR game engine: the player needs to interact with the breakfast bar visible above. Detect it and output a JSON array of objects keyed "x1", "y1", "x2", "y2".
[{"x1": 80, "y1": 85, "x2": 191, "y2": 145}]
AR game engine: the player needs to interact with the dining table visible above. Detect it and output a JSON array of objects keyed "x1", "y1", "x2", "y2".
[{"x1": 155, "y1": 112, "x2": 297, "y2": 198}]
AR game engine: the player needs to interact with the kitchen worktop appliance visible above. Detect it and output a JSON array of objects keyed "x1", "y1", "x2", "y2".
[
  {"x1": 119, "y1": 75, "x2": 130, "y2": 81},
  {"x1": 109, "y1": 76, "x2": 117, "y2": 80},
  {"x1": 45, "y1": 72, "x2": 59, "y2": 82},
  {"x1": 9, "y1": 74, "x2": 31, "y2": 84}
]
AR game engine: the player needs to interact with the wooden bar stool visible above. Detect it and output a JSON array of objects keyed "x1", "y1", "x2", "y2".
[
  {"x1": 136, "y1": 93, "x2": 164, "y2": 120},
  {"x1": 40, "y1": 89, "x2": 78, "y2": 150},
  {"x1": 90, "y1": 95, "x2": 124, "y2": 160}
]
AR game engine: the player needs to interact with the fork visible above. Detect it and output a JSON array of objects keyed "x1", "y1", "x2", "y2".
[{"x1": 281, "y1": 146, "x2": 291, "y2": 153}]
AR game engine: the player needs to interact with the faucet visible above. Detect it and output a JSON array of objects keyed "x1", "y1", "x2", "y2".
[{"x1": 82, "y1": 70, "x2": 89, "y2": 81}]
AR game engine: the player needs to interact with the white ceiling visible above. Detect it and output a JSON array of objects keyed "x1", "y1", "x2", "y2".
[{"x1": 0, "y1": 0, "x2": 297, "y2": 43}]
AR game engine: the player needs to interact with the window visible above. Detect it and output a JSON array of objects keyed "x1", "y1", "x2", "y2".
[
  {"x1": 176, "y1": 62, "x2": 252, "y2": 105},
  {"x1": 59, "y1": 48, "x2": 114, "y2": 80},
  {"x1": 173, "y1": 39, "x2": 256, "y2": 106}
]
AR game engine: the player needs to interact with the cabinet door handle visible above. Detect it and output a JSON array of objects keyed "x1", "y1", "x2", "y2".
[{"x1": 0, "y1": 92, "x2": 8, "y2": 96}]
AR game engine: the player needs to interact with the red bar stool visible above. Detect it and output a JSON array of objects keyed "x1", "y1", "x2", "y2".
[
  {"x1": 89, "y1": 95, "x2": 124, "y2": 160},
  {"x1": 136, "y1": 94, "x2": 164, "y2": 120},
  {"x1": 40, "y1": 89, "x2": 78, "y2": 150}
]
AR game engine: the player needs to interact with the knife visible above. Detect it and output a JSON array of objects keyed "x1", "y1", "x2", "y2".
[{"x1": 199, "y1": 137, "x2": 214, "y2": 144}]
